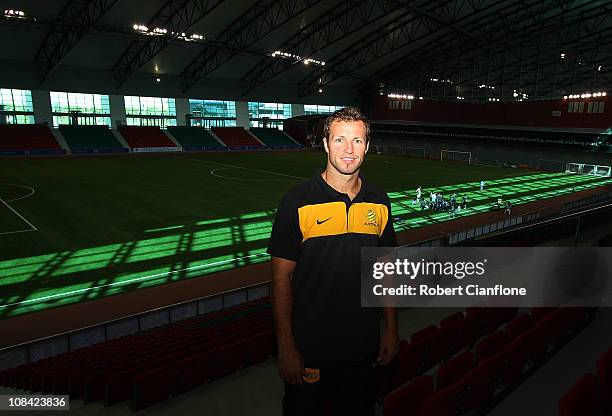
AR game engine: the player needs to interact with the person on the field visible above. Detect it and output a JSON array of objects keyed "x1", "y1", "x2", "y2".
[
  {"x1": 416, "y1": 186, "x2": 422, "y2": 202},
  {"x1": 461, "y1": 194, "x2": 467, "y2": 209},
  {"x1": 480, "y1": 180, "x2": 486, "y2": 191}
]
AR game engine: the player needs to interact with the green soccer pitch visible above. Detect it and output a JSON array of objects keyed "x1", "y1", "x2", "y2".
[{"x1": 0, "y1": 151, "x2": 610, "y2": 318}]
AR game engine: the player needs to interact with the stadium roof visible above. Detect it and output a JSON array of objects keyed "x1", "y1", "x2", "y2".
[{"x1": 0, "y1": 0, "x2": 610, "y2": 103}]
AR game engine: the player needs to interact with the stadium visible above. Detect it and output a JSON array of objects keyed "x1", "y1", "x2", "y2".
[{"x1": 0, "y1": 0, "x2": 611, "y2": 415}]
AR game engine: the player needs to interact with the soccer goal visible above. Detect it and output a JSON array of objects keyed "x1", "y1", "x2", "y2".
[
  {"x1": 441, "y1": 150, "x2": 471, "y2": 164},
  {"x1": 565, "y1": 162, "x2": 612, "y2": 177}
]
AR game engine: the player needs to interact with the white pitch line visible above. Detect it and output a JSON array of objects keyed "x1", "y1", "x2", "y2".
[
  {"x1": 0, "y1": 183, "x2": 36, "y2": 203},
  {"x1": 175, "y1": 155, "x2": 307, "y2": 180},
  {"x1": 0, "y1": 229, "x2": 36, "y2": 236},
  {"x1": 0, "y1": 252, "x2": 269, "y2": 309},
  {"x1": 210, "y1": 167, "x2": 297, "y2": 182},
  {"x1": 0, "y1": 197, "x2": 37, "y2": 231}
]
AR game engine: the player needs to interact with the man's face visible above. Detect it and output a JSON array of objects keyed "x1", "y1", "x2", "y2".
[{"x1": 323, "y1": 120, "x2": 369, "y2": 176}]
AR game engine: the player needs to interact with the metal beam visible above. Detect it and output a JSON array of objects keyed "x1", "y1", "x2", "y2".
[
  {"x1": 34, "y1": 0, "x2": 119, "y2": 82},
  {"x1": 297, "y1": 0, "x2": 501, "y2": 98},
  {"x1": 241, "y1": 0, "x2": 420, "y2": 96},
  {"x1": 371, "y1": 0, "x2": 605, "y2": 97},
  {"x1": 366, "y1": 0, "x2": 553, "y2": 89},
  {"x1": 181, "y1": 0, "x2": 325, "y2": 92},
  {"x1": 387, "y1": 2, "x2": 610, "y2": 100},
  {"x1": 112, "y1": 0, "x2": 225, "y2": 88}
]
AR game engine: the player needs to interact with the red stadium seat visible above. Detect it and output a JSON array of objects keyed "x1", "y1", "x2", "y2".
[
  {"x1": 475, "y1": 330, "x2": 507, "y2": 363},
  {"x1": 410, "y1": 325, "x2": 438, "y2": 372},
  {"x1": 558, "y1": 373, "x2": 603, "y2": 416},
  {"x1": 416, "y1": 375, "x2": 468, "y2": 416},
  {"x1": 440, "y1": 312, "x2": 464, "y2": 328},
  {"x1": 431, "y1": 321, "x2": 465, "y2": 364},
  {"x1": 463, "y1": 350, "x2": 506, "y2": 410},
  {"x1": 391, "y1": 342, "x2": 423, "y2": 389},
  {"x1": 117, "y1": 126, "x2": 177, "y2": 148},
  {"x1": 505, "y1": 313, "x2": 534, "y2": 340},
  {"x1": 437, "y1": 350, "x2": 473, "y2": 390},
  {"x1": 212, "y1": 127, "x2": 263, "y2": 149}
]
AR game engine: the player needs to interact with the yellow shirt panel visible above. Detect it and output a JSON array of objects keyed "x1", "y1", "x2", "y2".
[
  {"x1": 347, "y1": 202, "x2": 389, "y2": 237},
  {"x1": 298, "y1": 202, "x2": 347, "y2": 242}
]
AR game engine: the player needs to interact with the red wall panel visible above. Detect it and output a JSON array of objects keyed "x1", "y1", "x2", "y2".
[{"x1": 371, "y1": 96, "x2": 611, "y2": 129}]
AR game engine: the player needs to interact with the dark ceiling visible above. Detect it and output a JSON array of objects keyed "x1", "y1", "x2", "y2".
[{"x1": 0, "y1": 0, "x2": 609, "y2": 102}]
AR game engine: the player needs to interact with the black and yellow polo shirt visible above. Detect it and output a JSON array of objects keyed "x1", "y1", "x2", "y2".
[{"x1": 267, "y1": 172, "x2": 397, "y2": 363}]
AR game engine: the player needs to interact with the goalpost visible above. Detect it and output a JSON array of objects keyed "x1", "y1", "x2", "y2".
[
  {"x1": 441, "y1": 150, "x2": 472, "y2": 164},
  {"x1": 565, "y1": 162, "x2": 612, "y2": 177}
]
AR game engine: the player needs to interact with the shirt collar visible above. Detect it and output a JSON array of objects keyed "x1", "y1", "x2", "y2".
[{"x1": 315, "y1": 170, "x2": 368, "y2": 202}]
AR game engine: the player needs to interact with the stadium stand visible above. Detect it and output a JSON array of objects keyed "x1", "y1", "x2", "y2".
[
  {"x1": 212, "y1": 127, "x2": 264, "y2": 150},
  {"x1": 372, "y1": 122, "x2": 606, "y2": 150},
  {"x1": 117, "y1": 126, "x2": 178, "y2": 149},
  {"x1": 0, "y1": 124, "x2": 64, "y2": 155},
  {"x1": 249, "y1": 128, "x2": 302, "y2": 149},
  {"x1": 59, "y1": 125, "x2": 127, "y2": 154},
  {"x1": 378, "y1": 306, "x2": 596, "y2": 416},
  {"x1": 167, "y1": 126, "x2": 226, "y2": 151},
  {"x1": 0, "y1": 298, "x2": 274, "y2": 412}
]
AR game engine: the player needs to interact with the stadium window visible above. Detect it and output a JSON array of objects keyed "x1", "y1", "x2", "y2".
[
  {"x1": 0, "y1": 88, "x2": 35, "y2": 124},
  {"x1": 578, "y1": 102, "x2": 584, "y2": 113},
  {"x1": 50, "y1": 91, "x2": 111, "y2": 127},
  {"x1": 248, "y1": 101, "x2": 292, "y2": 130},
  {"x1": 303, "y1": 104, "x2": 344, "y2": 115},
  {"x1": 188, "y1": 99, "x2": 236, "y2": 127},
  {"x1": 587, "y1": 102, "x2": 593, "y2": 113},
  {"x1": 124, "y1": 95, "x2": 176, "y2": 128},
  {"x1": 598, "y1": 102, "x2": 605, "y2": 113},
  {"x1": 388, "y1": 100, "x2": 411, "y2": 110}
]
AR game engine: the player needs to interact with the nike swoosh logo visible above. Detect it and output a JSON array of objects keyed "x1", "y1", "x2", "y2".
[{"x1": 316, "y1": 217, "x2": 332, "y2": 225}]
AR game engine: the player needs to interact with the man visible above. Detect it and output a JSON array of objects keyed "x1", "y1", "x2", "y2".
[
  {"x1": 267, "y1": 107, "x2": 399, "y2": 416},
  {"x1": 480, "y1": 180, "x2": 486, "y2": 191}
]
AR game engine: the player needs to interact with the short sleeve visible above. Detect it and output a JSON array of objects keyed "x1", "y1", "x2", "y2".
[
  {"x1": 379, "y1": 195, "x2": 397, "y2": 247},
  {"x1": 267, "y1": 193, "x2": 302, "y2": 262}
]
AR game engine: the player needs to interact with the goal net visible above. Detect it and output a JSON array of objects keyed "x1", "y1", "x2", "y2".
[
  {"x1": 565, "y1": 162, "x2": 612, "y2": 177},
  {"x1": 441, "y1": 150, "x2": 471, "y2": 164}
]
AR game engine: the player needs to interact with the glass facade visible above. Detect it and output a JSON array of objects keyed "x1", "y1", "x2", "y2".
[
  {"x1": 126, "y1": 117, "x2": 177, "y2": 128},
  {"x1": 124, "y1": 96, "x2": 176, "y2": 129},
  {"x1": 248, "y1": 102, "x2": 292, "y2": 130},
  {"x1": 303, "y1": 104, "x2": 344, "y2": 115},
  {"x1": 189, "y1": 99, "x2": 236, "y2": 127},
  {"x1": 50, "y1": 91, "x2": 111, "y2": 127},
  {"x1": 0, "y1": 88, "x2": 35, "y2": 124}
]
